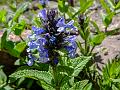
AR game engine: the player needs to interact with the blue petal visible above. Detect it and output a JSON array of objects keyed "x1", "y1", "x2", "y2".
[
  {"x1": 39, "y1": 48, "x2": 49, "y2": 58},
  {"x1": 27, "y1": 54, "x2": 36, "y2": 66},
  {"x1": 28, "y1": 34, "x2": 36, "y2": 40},
  {"x1": 64, "y1": 35, "x2": 76, "y2": 42},
  {"x1": 27, "y1": 59, "x2": 34, "y2": 66},
  {"x1": 65, "y1": 46, "x2": 76, "y2": 58},
  {"x1": 65, "y1": 20, "x2": 74, "y2": 28},
  {"x1": 39, "y1": 57, "x2": 50, "y2": 63},
  {"x1": 57, "y1": 27, "x2": 65, "y2": 32},
  {"x1": 28, "y1": 41, "x2": 37, "y2": 49},
  {"x1": 39, "y1": 9, "x2": 47, "y2": 20},
  {"x1": 56, "y1": 17, "x2": 65, "y2": 27},
  {"x1": 37, "y1": 37, "x2": 47, "y2": 46},
  {"x1": 49, "y1": 36, "x2": 57, "y2": 45},
  {"x1": 32, "y1": 26, "x2": 45, "y2": 35}
]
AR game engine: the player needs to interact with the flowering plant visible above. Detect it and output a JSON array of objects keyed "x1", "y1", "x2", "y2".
[{"x1": 27, "y1": 8, "x2": 78, "y2": 66}]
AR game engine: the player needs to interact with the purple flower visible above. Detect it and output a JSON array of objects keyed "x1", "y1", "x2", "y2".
[
  {"x1": 53, "y1": 58, "x2": 59, "y2": 65},
  {"x1": 27, "y1": 54, "x2": 36, "y2": 66},
  {"x1": 39, "y1": 9, "x2": 47, "y2": 20},
  {"x1": 32, "y1": 26, "x2": 45, "y2": 35},
  {"x1": 56, "y1": 18, "x2": 75, "y2": 32},
  {"x1": 27, "y1": 8, "x2": 78, "y2": 66},
  {"x1": 39, "y1": 0, "x2": 49, "y2": 5},
  {"x1": 28, "y1": 41, "x2": 37, "y2": 49}
]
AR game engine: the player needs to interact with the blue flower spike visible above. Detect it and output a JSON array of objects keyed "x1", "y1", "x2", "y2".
[{"x1": 27, "y1": 8, "x2": 78, "y2": 66}]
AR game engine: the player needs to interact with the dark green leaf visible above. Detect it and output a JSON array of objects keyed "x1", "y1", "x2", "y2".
[
  {"x1": 12, "y1": 20, "x2": 26, "y2": 35},
  {"x1": 0, "y1": 31, "x2": 7, "y2": 50},
  {"x1": 57, "y1": 66, "x2": 74, "y2": 76}
]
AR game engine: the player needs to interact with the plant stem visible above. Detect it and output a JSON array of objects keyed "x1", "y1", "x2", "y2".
[
  {"x1": 19, "y1": 36, "x2": 25, "y2": 42},
  {"x1": 52, "y1": 65, "x2": 60, "y2": 90},
  {"x1": 105, "y1": 26, "x2": 107, "y2": 33},
  {"x1": 89, "y1": 46, "x2": 95, "y2": 56}
]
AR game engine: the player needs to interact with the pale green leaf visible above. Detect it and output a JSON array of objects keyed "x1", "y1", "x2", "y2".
[{"x1": 9, "y1": 70, "x2": 53, "y2": 85}]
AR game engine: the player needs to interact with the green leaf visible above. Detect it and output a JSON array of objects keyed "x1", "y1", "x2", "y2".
[
  {"x1": 79, "y1": 0, "x2": 87, "y2": 7},
  {"x1": 9, "y1": 69, "x2": 53, "y2": 85},
  {"x1": 112, "y1": 85, "x2": 119, "y2": 90},
  {"x1": 112, "y1": 79, "x2": 120, "y2": 83},
  {"x1": 90, "y1": 20, "x2": 101, "y2": 34},
  {"x1": 58, "y1": 0, "x2": 68, "y2": 13},
  {"x1": 40, "y1": 81, "x2": 55, "y2": 90},
  {"x1": 0, "y1": 31, "x2": 7, "y2": 50},
  {"x1": 4, "y1": 41, "x2": 26, "y2": 57},
  {"x1": 13, "y1": 2, "x2": 29, "y2": 22},
  {"x1": 115, "y1": 1, "x2": 120, "y2": 10},
  {"x1": 14, "y1": 42, "x2": 26, "y2": 54},
  {"x1": 0, "y1": 9, "x2": 7, "y2": 23},
  {"x1": 57, "y1": 74, "x2": 70, "y2": 87},
  {"x1": 72, "y1": 0, "x2": 93, "y2": 18},
  {"x1": 69, "y1": 80, "x2": 89, "y2": 90},
  {"x1": 107, "y1": 0, "x2": 115, "y2": 10},
  {"x1": 57, "y1": 66, "x2": 74, "y2": 76},
  {"x1": 102, "y1": 12, "x2": 115, "y2": 27},
  {"x1": 12, "y1": 20, "x2": 26, "y2": 35},
  {"x1": 100, "y1": 0, "x2": 111, "y2": 13},
  {"x1": 90, "y1": 33, "x2": 106, "y2": 46},
  {"x1": 0, "y1": 67, "x2": 7, "y2": 88},
  {"x1": 71, "y1": 56, "x2": 91, "y2": 77},
  {"x1": 83, "y1": 83, "x2": 92, "y2": 90}
]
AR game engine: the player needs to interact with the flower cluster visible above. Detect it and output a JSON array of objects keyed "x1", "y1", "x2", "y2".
[{"x1": 27, "y1": 8, "x2": 78, "y2": 66}]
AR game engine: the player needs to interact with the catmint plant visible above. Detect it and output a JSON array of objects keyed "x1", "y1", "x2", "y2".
[
  {"x1": 26, "y1": 8, "x2": 78, "y2": 90},
  {"x1": 27, "y1": 8, "x2": 78, "y2": 66}
]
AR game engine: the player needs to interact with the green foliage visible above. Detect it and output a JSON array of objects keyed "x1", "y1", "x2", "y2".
[
  {"x1": 101, "y1": 12, "x2": 115, "y2": 27},
  {"x1": 70, "y1": 56, "x2": 91, "y2": 77},
  {"x1": 72, "y1": 0, "x2": 94, "y2": 18},
  {"x1": 58, "y1": 0, "x2": 68, "y2": 13},
  {"x1": 100, "y1": 59, "x2": 120, "y2": 90},
  {"x1": 0, "y1": 31, "x2": 7, "y2": 50},
  {"x1": 13, "y1": 2, "x2": 29, "y2": 22},
  {"x1": 0, "y1": 9, "x2": 7, "y2": 23},
  {"x1": 69, "y1": 80, "x2": 92, "y2": 90},
  {"x1": 11, "y1": 20, "x2": 26, "y2": 36},
  {"x1": 0, "y1": 66, "x2": 7, "y2": 88},
  {"x1": 90, "y1": 33, "x2": 106, "y2": 46}
]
